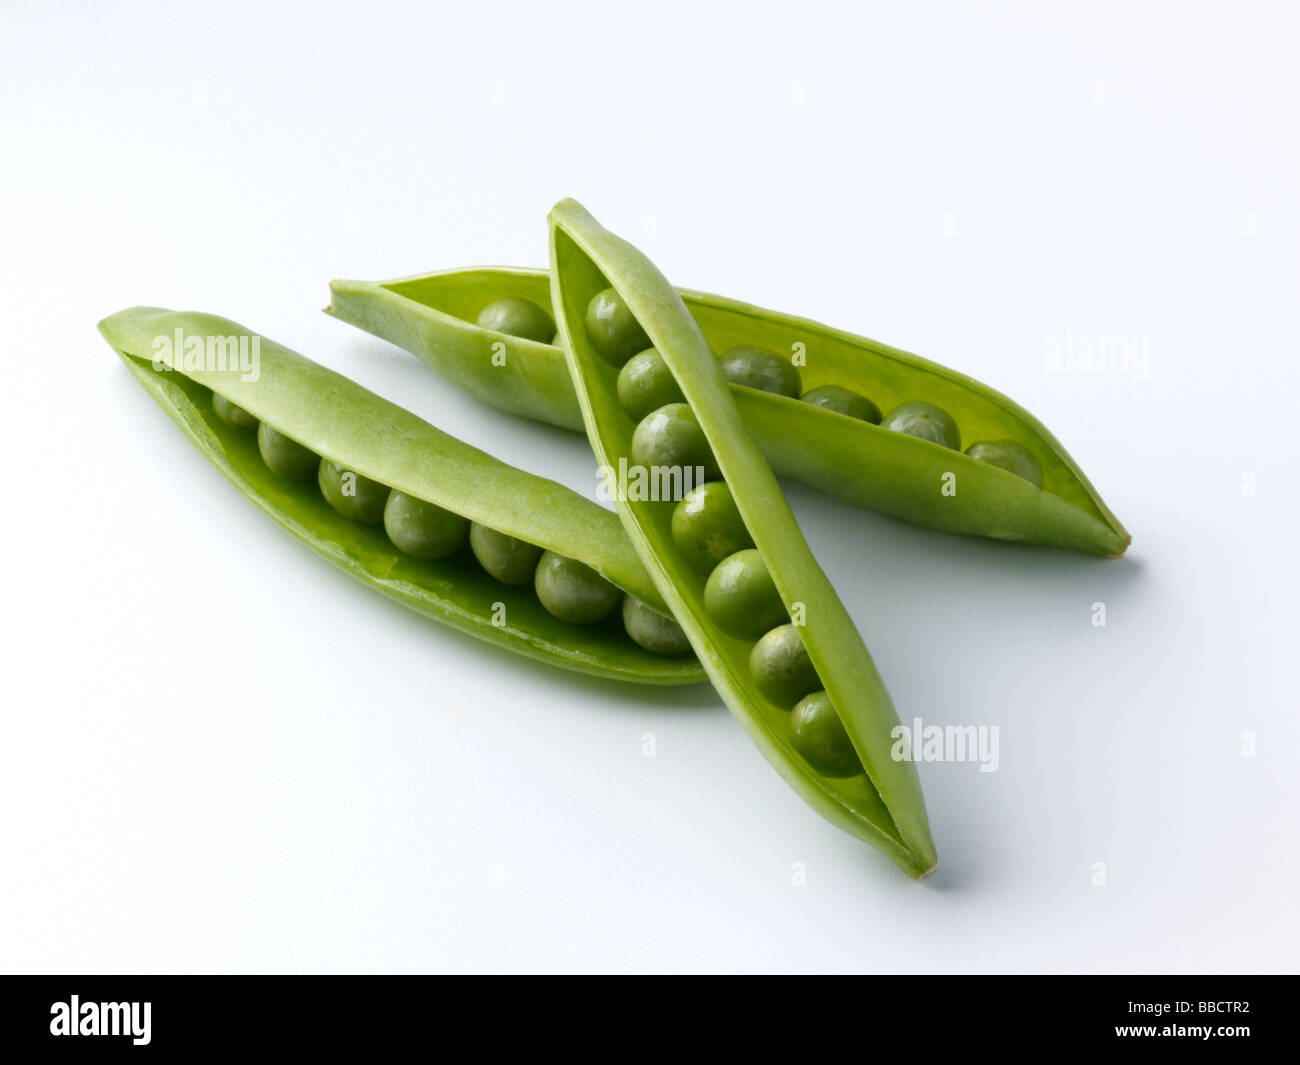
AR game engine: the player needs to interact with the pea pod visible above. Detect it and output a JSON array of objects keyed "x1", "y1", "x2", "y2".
[
  {"x1": 328, "y1": 269, "x2": 1129, "y2": 557},
  {"x1": 99, "y1": 307, "x2": 705, "y2": 685},
  {"x1": 548, "y1": 199, "x2": 937, "y2": 877}
]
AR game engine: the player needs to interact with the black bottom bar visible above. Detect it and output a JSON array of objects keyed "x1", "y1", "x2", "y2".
[{"x1": 0, "y1": 975, "x2": 1288, "y2": 1053}]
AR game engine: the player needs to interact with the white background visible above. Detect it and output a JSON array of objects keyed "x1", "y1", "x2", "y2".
[{"x1": 3, "y1": 1, "x2": 1297, "y2": 974}]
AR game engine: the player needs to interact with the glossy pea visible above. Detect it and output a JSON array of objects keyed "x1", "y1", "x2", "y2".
[
  {"x1": 800, "y1": 384, "x2": 881, "y2": 424},
  {"x1": 718, "y1": 345, "x2": 801, "y2": 397},
  {"x1": 703, "y1": 549, "x2": 787, "y2": 640},
  {"x1": 749, "y1": 624, "x2": 820, "y2": 708},
  {"x1": 790, "y1": 691, "x2": 862, "y2": 778},
  {"x1": 622, "y1": 595, "x2": 692, "y2": 656},
  {"x1": 475, "y1": 297, "x2": 555, "y2": 343},
  {"x1": 469, "y1": 523, "x2": 543, "y2": 586},
  {"x1": 258, "y1": 423, "x2": 318, "y2": 480},
  {"x1": 213, "y1": 392, "x2": 258, "y2": 429},
  {"x1": 318, "y1": 460, "x2": 390, "y2": 524},
  {"x1": 630, "y1": 403, "x2": 720, "y2": 480},
  {"x1": 880, "y1": 401, "x2": 961, "y2": 450},
  {"x1": 584, "y1": 287, "x2": 650, "y2": 366},
  {"x1": 616, "y1": 348, "x2": 684, "y2": 421},
  {"x1": 670, "y1": 481, "x2": 753, "y2": 573},
  {"x1": 534, "y1": 551, "x2": 622, "y2": 624},
  {"x1": 966, "y1": 439, "x2": 1043, "y2": 487},
  {"x1": 383, "y1": 490, "x2": 470, "y2": 559}
]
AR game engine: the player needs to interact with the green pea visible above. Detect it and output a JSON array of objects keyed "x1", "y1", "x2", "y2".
[
  {"x1": 622, "y1": 595, "x2": 693, "y2": 656},
  {"x1": 966, "y1": 439, "x2": 1043, "y2": 487},
  {"x1": 584, "y1": 287, "x2": 650, "y2": 366},
  {"x1": 718, "y1": 345, "x2": 802, "y2": 397},
  {"x1": 790, "y1": 691, "x2": 861, "y2": 778},
  {"x1": 383, "y1": 490, "x2": 470, "y2": 559},
  {"x1": 318, "y1": 460, "x2": 390, "y2": 524},
  {"x1": 534, "y1": 551, "x2": 622, "y2": 624},
  {"x1": 469, "y1": 523, "x2": 544, "y2": 585},
  {"x1": 800, "y1": 385, "x2": 881, "y2": 424},
  {"x1": 616, "y1": 348, "x2": 684, "y2": 421},
  {"x1": 703, "y1": 548, "x2": 787, "y2": 640},
  {"x1": 630, "y1": 403, "x2": 720, "y2": 481},
  {"x1": 749, "y1": 624, "x2": 820, "y2": 708},
  {"x1": 213, "y1": 392, "x2": 257, "y2": 429},
  {"x1": 880, "y1": 401, "x2": 960, "y2": 450},
  {"x1": 670, "y1": 481, "x2": 753, "y2": 573},
  {"x1": 257, "y1": 423, "x2": 318, "y2": 480},
  {"x1": 475, "y1": 297, "x2": 555, "y2": 343}
]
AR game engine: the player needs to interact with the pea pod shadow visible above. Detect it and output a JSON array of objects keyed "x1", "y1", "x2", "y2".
[{"x1": 786, "y1": 476, "x2": 1146, "y2": 892}]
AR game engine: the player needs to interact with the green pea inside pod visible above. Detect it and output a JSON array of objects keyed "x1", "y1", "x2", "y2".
[
  {"x1": 749, "y1": 624, "x2": 820, "y2": 708},
  {"x1": 703, "y1": 548, "x2": 788, "y2": 641},
  {"x1": 718, "y1": 345, "x2": 802, "y2": 397},
  {"x1": 670, "y1": 480, "x2": 753, "y2": 574},
  {"x1": 257, "y1": 423, "x2": 319, "y2": 480},
  {"x1": 966, "y1": 439, "x2": 1043, "y2": 487},
  {"x1": 468, "y1": 523, "x2": 543, "y2": 585},
  {"x1": 534, "y1": 551, "x2": 622, "y2": 624},
  {"x1": 790, "y1": 691, "x2": 862, "y2": 778},
  {"x1": 584, "y1": 286, "x2": 650, "y2": 366},
  {"x1": 383, "y1": 490, "x2": 470, "y2": 559},
  {"x1": 622, "y1": 595, "x2": 693, "y2": 656},
  {"x1": 318, "y1": 460, "x2": 390, "y2": 524},
  {"x1": 616, "y1": 348, "x2": 685, "y2": 421},
  {"x1": 799, "y1": 384, "x2": 881, "y2": 424},
  {"x1": 475, "y1": 297, "x2": 555, "y2": 343},
  {"x1": 630, "y1": 403, "x2": 720, "y2": 482},
  {"x1": 880, "y1": 401, "x2": 961, "y2": 450},
  {"x1": 213, "y1": 392, "x2": 258, "y2": 429}
]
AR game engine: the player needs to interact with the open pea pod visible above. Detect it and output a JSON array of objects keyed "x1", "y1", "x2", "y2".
[
  {"x1": 328, "y1": 268, "x2": 1128, "y2": 557},
  {"x1": 548, "y1": 199, "x2": 937, "y2": 877},
  {"x1": 99, "y1": 307, "x2": 705, "y2": 685}
]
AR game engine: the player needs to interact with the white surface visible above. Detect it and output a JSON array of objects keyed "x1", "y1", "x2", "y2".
[{"x1": 2, "y1": 0, "x2": 1297, "y2": 974}]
